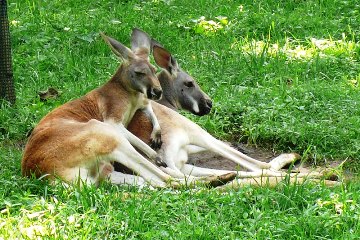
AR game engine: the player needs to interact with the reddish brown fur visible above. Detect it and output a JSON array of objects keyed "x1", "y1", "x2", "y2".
[
  {"x1": 22, "y1": 63, "x2": 146, "y2": 181},
  {"x1": 127, "y1": 101, "x2": 177, "y2": 147},
  {"x1": 127, "y1": 110, "x2": 152, "y2": 145}
]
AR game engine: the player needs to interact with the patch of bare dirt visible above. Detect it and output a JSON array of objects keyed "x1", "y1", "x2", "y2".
[
  {"x1": 190, "y1": 142, "x2": 350, "y2": 182},
  {"x1": 189, "y1": 142, "x2": 278, "y2": 170}
]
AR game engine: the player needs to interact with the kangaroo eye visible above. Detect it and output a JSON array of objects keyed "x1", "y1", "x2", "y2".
[
  {"x1": 134, "y1": 71, "x2": 145, "y2": 76},
  {"x1": 184, "y1": 81, "x2": 194, "y2": 88}
]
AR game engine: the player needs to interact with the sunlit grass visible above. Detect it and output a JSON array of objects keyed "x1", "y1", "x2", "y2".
[
  {"x1": 233, "y1": 36, "x2": 359, "y2": 61},
  {"x1": 2, "y1": 181, "x2": 360, "y2": 239},
  {"x1": 1, "y1": 0, "x2": 360, "y2": 238}
]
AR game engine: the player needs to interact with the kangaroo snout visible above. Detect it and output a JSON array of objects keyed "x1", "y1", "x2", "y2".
[
  {"x1": 196, "y1": 98, "x2": 212, "y2": 116},
  {"x1": 148, "y1": 87, "x2": 163, "y2": 100},
  {"x1": 205, "y1": 98, "x2": 212, "y2": 109},
  {"x1": 202, "y1": 98, "x2": 213, "y2": 115}
]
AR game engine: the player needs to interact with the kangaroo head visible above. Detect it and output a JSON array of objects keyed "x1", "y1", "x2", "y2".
[
  {"x1": 101, "y1": 31, "x2": 162, "y2": 100},
  {"x1": 152, "y1": 42, "x2": 212, "y2": 116}
]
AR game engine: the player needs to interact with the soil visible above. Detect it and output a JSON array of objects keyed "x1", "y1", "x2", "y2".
[
  {"x1": 191, "y1": 142, "x2": 347, "y2": 182},
  {"x1": 189, "y1": 142, "x2": 279, "y2": 171}
]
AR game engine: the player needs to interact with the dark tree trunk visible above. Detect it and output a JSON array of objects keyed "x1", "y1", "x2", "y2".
[{"x1": 0, "y1": 0, "x2": 15, "y2": 104}]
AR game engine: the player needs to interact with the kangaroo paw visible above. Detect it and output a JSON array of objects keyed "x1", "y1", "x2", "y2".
[
  {"x1": 150, "y1": 131, "x2": 162, "y2": 150},
  {"x1": 205, "y1": 172, "x2": 237, "y2": 188}
]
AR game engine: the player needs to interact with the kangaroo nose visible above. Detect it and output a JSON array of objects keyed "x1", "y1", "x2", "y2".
[
  {"x1": 151, "y1": 88, "x2": 162, "y2": 100},
  {"x1": 206, "y1": 99, "x2": 213, "y2": 109},
  {"x1": 197, "y1": 98, "x2": 212, "y2": 116}
]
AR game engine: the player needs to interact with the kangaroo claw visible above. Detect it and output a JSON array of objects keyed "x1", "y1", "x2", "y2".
[
  {"x1": 155, "y1": 156, "x2": 167, "y2": 168},
  {"x1": 150, "y1": 132, "x2": 162, "y2": 150}
]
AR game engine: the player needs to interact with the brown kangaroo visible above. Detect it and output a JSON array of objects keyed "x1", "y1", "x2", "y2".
[{"x1": 21, "y1": 29, "x2": 236, "y2": 188}]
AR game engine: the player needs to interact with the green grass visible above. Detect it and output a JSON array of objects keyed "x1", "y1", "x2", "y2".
[
  {"x1": 2, "y1": 178, "x2": 360, "y2": 239},
  {"x1": 1, "y1": 0, "x2": 360, "y2": 238}
]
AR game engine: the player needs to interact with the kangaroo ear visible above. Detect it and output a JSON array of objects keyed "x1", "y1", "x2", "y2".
[
  {"x1": 131, "y1": 28, "x2": 151, "y2": 57},
  {"x1": 100, "y1": 32, "x2": 135, "y2": 61},
  {"x1": 151, "y1": 39, "x2": 164, "y2": 49},
  {"x1": 153, "y1": 45, "x2": 178, "y2": 75}
]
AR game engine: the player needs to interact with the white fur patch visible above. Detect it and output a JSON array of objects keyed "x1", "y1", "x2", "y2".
[
  {"x1": 109, "y1": 171, "x2": 146, "y2": 186},
  {"x1": 189, "y1": 95, "x2": 199, "y2": 113}
]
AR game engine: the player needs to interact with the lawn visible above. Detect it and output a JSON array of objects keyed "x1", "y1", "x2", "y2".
[{"x1": 1, "y1": 0, "x2": 360, "y2": 238}]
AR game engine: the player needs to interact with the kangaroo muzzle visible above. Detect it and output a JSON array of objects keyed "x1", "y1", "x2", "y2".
[
  {"x1": 197, "y1": 98, "x2": 213, "y2": 116},
  {"x1": 147, "y1": 87, "x2": 163, "y2": 100},
  {"x1": 205, "y1": 98, "x2": 212, "y2": 110}
]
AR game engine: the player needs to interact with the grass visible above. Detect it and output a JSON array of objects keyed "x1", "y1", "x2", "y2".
[
  {"x1": 2, "y1": 179, "x2": 360, "y2": 239},
  {"x1": 1, "y1": 0, "x2": 360, "y2": 238}
]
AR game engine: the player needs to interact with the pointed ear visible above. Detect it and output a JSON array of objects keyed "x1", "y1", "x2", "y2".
[
  {"x1": 153, "y1": 45, "x2": 178, "y2": 75},
  {"x1": 100, "y1": 32, "x2": 135, "y2": 61},
  {"x1": 151, "y1": 39, "x2": 164, "y2": 49},
  {"x1": 131, "y1": 28, "x2": 151, "y2": 56}
]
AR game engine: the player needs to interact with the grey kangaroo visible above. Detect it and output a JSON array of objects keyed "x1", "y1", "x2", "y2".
[{"x1": 111, "y1": 30, "x2": 303, "y2": 187}]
